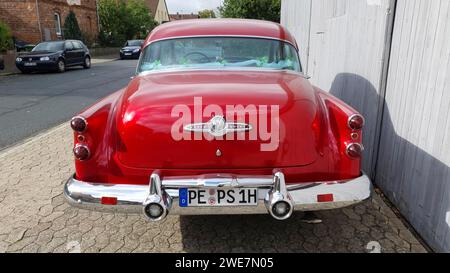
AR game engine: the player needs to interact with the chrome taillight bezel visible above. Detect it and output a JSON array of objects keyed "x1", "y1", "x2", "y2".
[
  {"x1": 346, "y1": 143, "x2": 364, "y2": 159},
  {"x1": 347, "y1": 114, "x2": 365, "y2": 131},
  {"x1": 73, "y1": 144, "x2": 91, "y2": 161},
  {"x1": 70, "y1": 116, "x2": 88, "y2": 133}
]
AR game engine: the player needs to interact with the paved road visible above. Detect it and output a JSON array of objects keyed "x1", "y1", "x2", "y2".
[
  {"x1": 0, "y1": 59, "x2": 138, "y2": 149},
  {"x1": 0, "y1": 124, "x2": 427, "y2": 253}
]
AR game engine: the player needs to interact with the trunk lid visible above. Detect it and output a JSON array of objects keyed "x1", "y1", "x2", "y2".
[{"x1": 115, "y1": 70, "x2": 319, "y2": 169}]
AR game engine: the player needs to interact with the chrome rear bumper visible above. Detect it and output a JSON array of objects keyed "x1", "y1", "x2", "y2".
[{"x1": 64, "y1": 172, "x2": 372, "y2": 221}]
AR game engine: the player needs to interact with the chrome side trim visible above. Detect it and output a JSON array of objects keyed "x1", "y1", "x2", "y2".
[
  {"x1": 64, "y1": 173, "x2": 372, "y2": 221},
  {"x1": 136, "y1": 67, "x2": 308, "y2": 78}
]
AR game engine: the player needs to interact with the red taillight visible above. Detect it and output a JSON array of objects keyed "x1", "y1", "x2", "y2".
[
  {"x1": 101, "y1": 197, "x2": 117, "y2": 205},
  {"x1": 346, "y1": 143, "x2": 363, "y2": 159},
  {"x1": 348, "y1": 114, "x2": 365, "y2": 130},
  {"x1": 312, "y1": 111, "x2": 322, "y2": 146},
  {"x1": 73, "y1": 144, "x2": 90, "y2": 161},
  {"x1": 71, "y1": 116, "x2": 87, "y2": 132},
  {"x1": 317, "y1": 194, "x2": 334, "y2": 203}
]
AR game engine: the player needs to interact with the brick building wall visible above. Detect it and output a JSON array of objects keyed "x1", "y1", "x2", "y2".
[
  {"x1": 0, "y1": 0, "x2": 98, "y2": 44},
  {"x1": 0, "y1": 1, "x2": 42, "y2": 43}
]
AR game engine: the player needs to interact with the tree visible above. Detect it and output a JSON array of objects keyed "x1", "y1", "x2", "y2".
[
  {"x1": 64, "y1": 11, "x2": 83, "y2": 40},
  {"x1": 219, "y1": 0, "x2": 281, "y2": 22},
  {"x1": 0, "y1": 21, "x2": 13, "y2": 52},
  {"x1": 198, "y1": 9, "x2": 216, "y2": 18},
  {"x1": 98, "y1": 0, "x2": 157, "y2": 46},
  {"x1": 125, "y1": 0, "x2": 158, "y2": 39}
]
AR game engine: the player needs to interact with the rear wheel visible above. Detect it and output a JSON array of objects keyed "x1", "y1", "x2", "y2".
[
  {"x1": 56, "y1": 59, "x2": 65, "y2": 73},
  {"x1": 83, "y1": 56, "x2": 91, "y2": 69}
]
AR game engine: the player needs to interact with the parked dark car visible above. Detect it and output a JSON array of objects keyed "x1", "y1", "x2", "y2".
[
  {"x1": 119, "y1": 40, "x2": 144, "y2": 59},
  {"x1": 14, "y1": 37, "x2": 35, "y2": 52},
  {"x1": 0, "y1": 56, "x2": 4, "y2": 70},
  {"x1": 15, "y1": 40, "x2": 91, "y2": 73}
]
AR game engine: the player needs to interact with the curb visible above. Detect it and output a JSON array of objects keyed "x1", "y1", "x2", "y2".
[
  {"x1": 0, "y1": 72, "x2": 18, "y2": 77},
  {"x1": 91, "y1": 57, "x2": 119, "y2": 64}
]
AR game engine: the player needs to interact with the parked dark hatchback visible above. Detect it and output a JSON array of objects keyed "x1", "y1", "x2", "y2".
[
  {"x1": 16, "y1": 40, "x2": 91, "y2": 73},
  {"x1": 119, "y1": 40, "x2": 144, "y2": 59}
]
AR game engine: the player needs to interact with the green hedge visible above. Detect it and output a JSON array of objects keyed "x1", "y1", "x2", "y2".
[{"x1": 0, "y1": 21, "x2": 13, "y2": 53}]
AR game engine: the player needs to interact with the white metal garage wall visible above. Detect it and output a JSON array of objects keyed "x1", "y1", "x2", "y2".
[
  {"x1": 280, "y1": 0, "x2": 312, "y2": 70},
  {"x1": 281, "y1": 0, "x2": 450, "y2": 252},
  {"x1": 281, "y1": 0, "x2": 393, "y2": 178},
  {"x1": 376, "y1": 0, "x2": 450, "y2": 253}
]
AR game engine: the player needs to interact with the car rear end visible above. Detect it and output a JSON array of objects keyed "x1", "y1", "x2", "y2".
[{"x1": 64, "y1": 73, "x2": 372, "y2": 222}]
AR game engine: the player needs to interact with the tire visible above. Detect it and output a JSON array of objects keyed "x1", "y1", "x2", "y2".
[
  {"x1": 56, "y1": 59, "x2": 65, "y2": 73},
  {"x1": 83, "y1": 56, "x2": 91, "y2": 69}
]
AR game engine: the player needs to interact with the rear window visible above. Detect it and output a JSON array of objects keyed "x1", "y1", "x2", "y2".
[{"x1": 138, "y1": 37, "x2": 302, "y2": 73}]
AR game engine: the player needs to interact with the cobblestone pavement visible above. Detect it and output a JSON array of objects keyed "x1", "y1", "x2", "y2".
[{"x1": 0, "y1": 124, "x2": 428, "y2": 253}]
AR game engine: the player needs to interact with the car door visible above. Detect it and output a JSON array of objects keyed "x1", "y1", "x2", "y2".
[
  {"x1": 64, "y1": 41, "x2": 76, "y2": 65},
  {"x1": 72, "y1": 41, "x2": 85, "y2": 64}
]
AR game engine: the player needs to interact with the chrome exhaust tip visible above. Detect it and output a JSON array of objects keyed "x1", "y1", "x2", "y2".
[
  {"x1": 143, "y1": 173, "x2": 171, "y2": 222},
  {"x1": 265, "y1": 172, "x2": 294, "y2": 221}
]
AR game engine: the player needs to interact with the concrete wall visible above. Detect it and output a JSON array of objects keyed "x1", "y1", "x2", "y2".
[
  {"x1": 281, "y1": 0, "x2": 450, "y2": 252},
  {"x1": 0, "y1": 51, "x2": 20, "y2": 74},
  {"x1": 89, "y1": 47, "x2": 121, "y2": 58}
]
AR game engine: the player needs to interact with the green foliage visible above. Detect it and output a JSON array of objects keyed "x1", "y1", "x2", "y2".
[
  {"x1": 198, "y1": 9, "x2": 216, "y2": 18},
  {"x1": 98, "y1": 0, "x2": 158, "y2": 46},
  {"x1": 64, "y1": 11, "x2": 83, "y2": 40},
  {"x1": 0, "y1": 21, "x2": 13, "y2": 52},
  {"x1": 219, "y1": 0, "x2": 281, "y2": 22}
]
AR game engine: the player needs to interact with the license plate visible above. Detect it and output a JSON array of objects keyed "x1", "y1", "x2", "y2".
[
  {"x1": 24, "y1": 62, "x2": 36, "y2": 66},
  {"x1": 179, "y1": 188, "x2": 258, "y2": 207},
  {"x1": 124, "y1": 53, "x2": 132, "y2": 56}
]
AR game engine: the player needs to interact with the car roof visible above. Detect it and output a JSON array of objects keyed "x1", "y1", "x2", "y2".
[
  {"x1": 144, "y1": 19, "x2": 298, "y2": 49},
  {"x1": 38, "y1": 40, "x2": 81, "y2": 43}
]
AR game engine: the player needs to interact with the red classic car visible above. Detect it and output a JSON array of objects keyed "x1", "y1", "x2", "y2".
[{"x1": 64, "y1": 19, "x2": 372, "y2": 221}]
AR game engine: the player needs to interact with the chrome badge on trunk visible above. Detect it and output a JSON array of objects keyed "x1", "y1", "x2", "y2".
[{"x1": 184, "y1": 115, "x2": 252, "y2": 137}]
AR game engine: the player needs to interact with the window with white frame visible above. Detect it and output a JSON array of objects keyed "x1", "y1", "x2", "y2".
[{"x1": 54, "y1": 13, "x2": 62, "y2": 36}]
